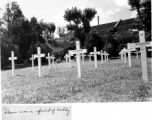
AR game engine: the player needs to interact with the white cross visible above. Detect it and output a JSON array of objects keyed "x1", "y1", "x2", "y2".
[
  {"x1": 122, "y1": 48, "x2": 128, "y2": 63},
  {"x1": 80, "y1": 53, "x2": 86, "y2": 64},
  {"x1": 98, "y1": 50, "x2": 104, "y2": 64},
  {"x1": 68, "y1": 50, "x2": 73, "y2": 68},
  {"x1": 90, "y1": 47, "x2": 100, "y2": 68},
  {"x1": 46, "y1": 53, "x2": 52, "y2": 69},
  {"x1": 119, "y1": 51, "x2": 124, "y2": 61},
  {"x1": 134, "y1": 50, "x2": 141, "y2": 59},
  {"x1": 128, "y1": 31, "x2": 152, "y2": 82},
  {"x1": 34, "y1": 47, "x2": 45, "y2": 77},
  {"x1": 126, "y1": 46, "x2": 136, "y2": 67},
  {"x1": 88, "y1": 54, "x2": 93, "y2": 62},
  {"x1": 30, "y1": 54, "x2": 35, "y2": 70},
  {"x1": 105, "y1": 52, "x2": 109, "y2": 61},
  {"x1": 64, "y1": 53, "x2": 69, "y2": 64},
  {"x1": 69, "y1": 41, "x2": 87, "y2": 78},
  {"x1": 50, "y1": 55, "x2": 55, "y2": 66},
  {"x1": 103, "y1": 51, "x2": 107, "y2": 62},
  {"x1": 8, "y1": 51, "x2": 17, "y2": 76},
  {"x1": 148, "y1": 48, "x2": 152, "y2": 51}
]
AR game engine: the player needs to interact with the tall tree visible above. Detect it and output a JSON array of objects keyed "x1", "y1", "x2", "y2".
[
  {"x1": 63, "y1": 7, "x2": 97, "y2": 46},
  {"x1": 81, "y1": 8, "x2": 97, "y2": 33}
]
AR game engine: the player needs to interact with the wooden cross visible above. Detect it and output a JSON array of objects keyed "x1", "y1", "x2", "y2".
[
  {"x1": 30, "y1": 54, "x2": 35, "y2": 70},
  {"x1": 69, "y1": 41, "x2": 87, "y2": 78},
  {"x1": 90, "y1": 47, "x2": 100, "y2": 68},
  {"x1": 34, "y1": 47, "x2": 45, "y2": 77},
  {"x1": 128, "y1": 31, "x2": 152, "y2": 82},
  {"x1": 46, "y1": 53, "x2": 52, "y2": 69},
  {"x1": 8, "y1": 51, "x2": 17, "y2": 76}
]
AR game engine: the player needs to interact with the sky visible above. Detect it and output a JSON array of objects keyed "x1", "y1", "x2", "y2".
[{"x1": 0, "y1": 0, "x2": 137, "y2": 37}]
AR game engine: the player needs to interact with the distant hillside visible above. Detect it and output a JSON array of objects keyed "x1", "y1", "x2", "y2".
[{"x1": 91, "y1": 18, "x2": 136, "y2": 36}]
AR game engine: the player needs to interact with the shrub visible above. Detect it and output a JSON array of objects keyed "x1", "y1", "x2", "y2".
[{"x1": 85, "y1": 30, "x2": 104, "y2": 53}]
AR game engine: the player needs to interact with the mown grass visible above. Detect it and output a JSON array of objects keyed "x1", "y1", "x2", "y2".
[{"x1": 1, "y1": 58, "x2": 152, "y2": 104}]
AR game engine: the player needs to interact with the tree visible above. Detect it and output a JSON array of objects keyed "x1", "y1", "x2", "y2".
[
  {"x1": 56, "y1": 26, "x2": 66, "y2": 38},
  {"x1": 128, "y1": 0, "x2": 151, "y2": 30},
  {"x1": 81, "y1": 8, "x2": 97, "y2": 33},
  {"x1": 63, "y1": 7, "x2": 97, "y2": 46},
  {"x1": 64, "y1": 7, "x2": 82, "y2": 27},
  {"x1": 85, "y1": 30, "x2": 104, "y2": 53}
]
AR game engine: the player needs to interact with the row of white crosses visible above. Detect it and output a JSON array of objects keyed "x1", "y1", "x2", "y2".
[
  {"x1": 65, "y1": 49, "x2": 87, "y2": 68},
  {"x1": 119, "y1": 47, "x2": 136, "y2": 64},
  {"x1": 9, "y1": 47, "x2": 55, "y2": 77},
  {"x1": 89, "y1": 49, "x2": 109, "y2": 66},
  {"x1": 119, "y1": 31, "x2": 152, "y2": 82},
  {"x1": 127, "y1": 31, "x2": 152, "y2": 82}
]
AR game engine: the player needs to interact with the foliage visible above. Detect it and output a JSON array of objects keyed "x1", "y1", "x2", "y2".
[
  {"x1": 128, "y1": 0, "x2": 151, "y2": 30},
  {"x1": 63, "y1": 7, "x2": 97, "y2": 46},
  {"x1": 85, "y1": 30, "x2": 104, "y2": 53},
  {"x1": 56, "y1": 26, "x2": 66, "y2": 38},
  {"x1": 1, "y1": 1, "x2": 57, "y2": 69}
]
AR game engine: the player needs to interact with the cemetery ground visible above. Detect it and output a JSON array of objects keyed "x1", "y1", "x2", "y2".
[{"x1": 1, "y1": 58, "x2": 152, "y2": 104}]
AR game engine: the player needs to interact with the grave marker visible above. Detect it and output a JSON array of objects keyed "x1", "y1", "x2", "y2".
[
  {"x1": 69, "y1": 41, "x2": 87, "y2": 78},
  {"x1": 34, "y1": 47, "x2": 45, "y2": 77},
  {"x1": 64, "y1": 53, "x2": 69, "y2": 64},
  {"x1": 103, "y1": 51, "x2": 107, "y2": 62},
  {"x1": 46, "y1": 53, "x2": 51, "y2": 69},
  {"x1": 80, "y1": 53, "x2": 86, "y2": 64},
  {"x1": 50, "y1": 55, "x2": 55, "y2": 66},
  {"x1": 99, "y1": 50, "x2": 104, "y2": 64},
  {"x1": 122, "y1": 48, "x2": 127, "y2": 63},
  {"x1": 126, "y1": 47, "x2": 136, "y2": 67},
  {"x1": 106, "y1": 52, "x2": 109, "y2": 61},
  {"x1": 90, "y1": 47, "x2": 100, "y2": 68},
  {"x1": 8, "y1": 51, "x2": 17, "y2": 76},
  {"x1": 119, "y1": 51, "x2": 123, "y2": 61},
  {"x1": 68, "y1": 50, "x2": 72, "y2": 68},
  {"x1": 30, "y1": 54, "x2": 35, "y2": 70},
  {"x1": 88, "y1": 54, "x2": 93, "y2": 62},
  {"x1": 128, "y1": 31, "x2": 152, "y2": 82},
  {"x1": 134, "y1": 50, "x2": 141, "y2": 59}
]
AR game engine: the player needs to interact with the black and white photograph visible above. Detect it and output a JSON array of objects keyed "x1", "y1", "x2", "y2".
[{"x1": 0, "y1": 0, "x2": 152, "y2": 119}]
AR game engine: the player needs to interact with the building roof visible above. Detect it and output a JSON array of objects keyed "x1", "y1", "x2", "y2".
[{"x1": 91, "y1": 18, "x2": 136, "y2": 36}]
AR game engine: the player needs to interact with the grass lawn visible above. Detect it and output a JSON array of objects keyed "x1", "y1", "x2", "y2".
[{"x1": 1, "y1": 58, "x2": 152, "y2": 104}]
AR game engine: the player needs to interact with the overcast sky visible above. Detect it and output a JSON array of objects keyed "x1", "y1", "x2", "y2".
[{"x1": 0, "y1": 0, "x2": 136, "y2": 36}]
